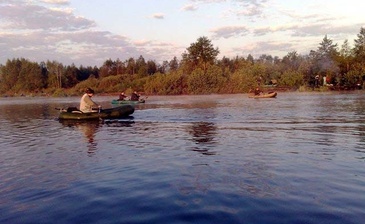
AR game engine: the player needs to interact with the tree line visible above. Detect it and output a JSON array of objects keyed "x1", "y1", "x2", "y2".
[{"x1": 1, "y1": 27, "x2": 365, "y2": 96}]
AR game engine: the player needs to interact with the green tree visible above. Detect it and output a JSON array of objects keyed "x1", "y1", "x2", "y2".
[
  {"x1": 309, "y1": 35, "x2": 340, "y2": 85},
  {"x1": 63, "y1": 64, "x2": 80, "y2": 88},
  {"x1": 353, "y1": 27, "x2": 365, "y2": 62},
  {"x1": 278, "y1": 70, "x2": 303, "y2": 88},
  {"x1": 0, "y1": 58, "x2": 47, "y2": 93},
  {"x1": 226, "y1": 66, "x2": 257, "y2": 93},
  {"x1": 282, "y1": 51, "x2": 301, "y2": 70},
  {"x1": 16, "y1": 60, "x2": 44, "y2": 92},
  {"x1": 0, "y1": 58, "x2": 22, "y2": 93},
  {"x1": 186, "y1": 65, "x2": 226, "y2": 94},
  {"x1": 246, "y1": 54, "x2": 254, "y2": 64},
  {"x1": 158, "y1": 60, "x2": 168, "y2": 74},
  {"x1": 146, "y1": 60, "x2": 157, "y2": 75},
  {"x1": 144, "y1": 71, "x2": 186, "y2": 95},
  {"x1": 136, "y1": 55, "x2": 147, "y2": 78},
  {"x1": 46, "y1": 60, "x2": 64, "y2": 89},
  {"x1": 115, "y1": 58, "x2": 125, "y2": 75},
  {"x1": 168, "y1": 56, "x2": 179, "y2": 72},
  {"x1": 100, "y1": 59, "x2": 117, "y2": 78},
  {"x1": 338, "y1": 39, "x2": 353, "y2": 75},
  {"x1": 125, "y1": 57, "x2": 136, "y2": 75},
  {"x1": 181, "y1": 36, "x2": 219, "y2": 74}
]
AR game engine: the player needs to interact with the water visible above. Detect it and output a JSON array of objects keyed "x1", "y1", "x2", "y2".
[{"x1": 1, "y1": 92, "x2": 364, "y2": 224}]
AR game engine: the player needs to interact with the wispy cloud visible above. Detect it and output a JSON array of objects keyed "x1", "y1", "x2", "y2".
[
  {"x1": 152, "y1": 13, "x2": 165, "y2": 19},
  {"x1": 0, "y1": 3, "x2": 94, "y2": 31},
  {"x1": 39, "y1": 0, "x2": 69, "y2": 5},
  {"x1": 181, "y1": 4, "x2": 198, "y2": 11},
  {"x1": 211, "y1": 26, "x2": 249, "y2": 39},
  {"x1": 0, "y1": 0, "x2": 362, "y2": 66},
  {"x1": 252, "y1": 23, "x2": 361, "y2": 37},
  {"x1": 232, "y1": 40, "x2": 294, "y2": 57},
  {"x1": 0, "y1": 1, "x2": 168, "y2": 66},
  {"x1": 190, "y1": 0, "x2": 226, "y2": 3},
  {"x1": 292, "y1": 24, "x2": 362, "y2": 37}
]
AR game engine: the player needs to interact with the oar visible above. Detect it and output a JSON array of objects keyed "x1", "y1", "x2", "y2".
[
  {"x1": 92, "y1": 106, "x2": 102, "y2": 113},
  {"x1": 139, "y1": 96, "x2": 148, "y2": 102}
]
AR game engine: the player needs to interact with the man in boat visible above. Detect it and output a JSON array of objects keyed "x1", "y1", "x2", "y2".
[
  {"x1": 130, "y1": 91, "x2": 141, "y2": 101},
  {"x1": 118, "y1": 92, "x2": 128, "y2": 101},
  {"x1": 254, "y1": 87, "x2": 262, "y2": 96},
  {"x1": 80, "y1": 88, "x2": 100, "y2": 112}
]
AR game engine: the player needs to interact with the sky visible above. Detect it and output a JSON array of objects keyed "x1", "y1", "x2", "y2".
[{"x1": 0, "y1": 0, "x2": 364, "y2": 67}]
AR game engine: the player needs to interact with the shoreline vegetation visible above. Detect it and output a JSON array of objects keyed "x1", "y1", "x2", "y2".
[
  {"x1": 2, "y1": 85, "x2": 363, "y2": 98},
  {"x1": 1, "y1": 28, "x2": 365, "y2": 97}
]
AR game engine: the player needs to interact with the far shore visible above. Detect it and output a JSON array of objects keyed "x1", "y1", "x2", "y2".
[{"x1": 1, "y1": 85, "x2": 363, "y2": 98}]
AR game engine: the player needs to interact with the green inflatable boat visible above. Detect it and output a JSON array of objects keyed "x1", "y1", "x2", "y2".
[
  {"x1": 58, "y1": 105, "x2": 134, "y2": 120},
  {"x1": 111, "y1": 99, "x2": 145, "y2": 105}
]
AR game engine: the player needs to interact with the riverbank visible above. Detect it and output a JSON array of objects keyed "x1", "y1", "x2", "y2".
[{"x1": 1, "y1": 85, "x2": 362, "y2": 98}]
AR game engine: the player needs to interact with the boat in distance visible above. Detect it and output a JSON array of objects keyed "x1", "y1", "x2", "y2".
[
  {"x1": 111, "y1": 99, "x2": 145, "y2": 105},
  {"x1": 248, "y1": 92, "x2": 277, "y2": 98}
]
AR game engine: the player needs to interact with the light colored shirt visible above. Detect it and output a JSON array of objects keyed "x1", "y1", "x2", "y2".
[{"x1": 80, "y1": 93, "x2": 98, "y2": 112}]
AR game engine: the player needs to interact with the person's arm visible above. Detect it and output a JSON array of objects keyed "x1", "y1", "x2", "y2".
[{"x1": 84, "y1": 95, "x2": 98, "y2": 108}]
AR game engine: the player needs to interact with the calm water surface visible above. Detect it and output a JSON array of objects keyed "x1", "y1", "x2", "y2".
[{"x1": 1, "y1": 92, "x2": 364, "y2": 224}]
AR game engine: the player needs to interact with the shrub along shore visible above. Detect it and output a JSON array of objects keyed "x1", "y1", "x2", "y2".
[{"x1": 2, "y1": 29, "x2": 365, "y2": 97}]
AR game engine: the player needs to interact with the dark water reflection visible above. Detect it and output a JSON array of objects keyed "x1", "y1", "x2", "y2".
[
  {"x1": 59, "y1": 120, "x2": 101, "y2": 154},
  {"x1": 187, "y1": 122, "x2": 217, "y2": 155},
  {"x1": 1, "y1": 93, "x2": 365, "y2": 224}
]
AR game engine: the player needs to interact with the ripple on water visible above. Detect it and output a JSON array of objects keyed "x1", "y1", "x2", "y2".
[{"x1": 1, "y1": 93, "x2": 365, "y2": 224}]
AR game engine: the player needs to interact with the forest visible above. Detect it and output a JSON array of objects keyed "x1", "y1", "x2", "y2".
[{"x1": 1, "y1": 27, "x2": 365, "y2": 97}]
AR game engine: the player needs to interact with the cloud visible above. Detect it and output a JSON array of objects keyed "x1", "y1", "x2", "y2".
[
  {"x1": 235, "y1": 4, "x2": 264, "y2": 17},
  {"x1": 39, "y1": 0, "x2": 69, "y2": 5},
  {"x1": 190, "y1": 0, "x2": 226, "y2": 3},
  {"x1": 152, "y1": 13, "x2": 165, "y2": 19},
  {"x1": 134, "y1": 40, "x2": 153, "y2": 46},
  {"x1": 233, "y1": 0, "x2": 268, "y2": 17},
  {"x1": 181, "y1": 4, "x2": 198, "y2": 11},
  {"x1": 0, "y1": 25, "x2": 181, "y2": 66},
  {"x1": 252, "y1": 22, "x2": 362, "y2": 39},
  {"x1": 0, "y1": 30, "x2": 135, "y2": 65},
  {"x1": 0, "y1": 0, "x2": 151, "y2": 66},
  {"x1": 191, "y1": 0, "x2": 268, "y2": 18},
  {"x1": 0, "y1": 3, "x2": 95, "y2": 31},
  {"x1": 211, "y1": 26, "x2": 249, "y2": 39},
  {"x1": 292, "y1": 24, "x2": 361, "y2": 37},
  {"x1": 232, "y1": 41, "x2": 294, "y2": 57},
  {"x1": 0, "y1": 0, "x2": 362, "y2": 66}
]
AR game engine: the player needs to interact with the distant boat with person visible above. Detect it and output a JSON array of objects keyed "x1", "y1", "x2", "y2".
[
  {"x1": 111, "y1": 99, "x2": 145, "y2": 104},
  {"x1": 112, "y1": 90, "x2": 146, "y2": 104},
  {"x1": 248, "y1": 92, "x2": 277, "y2": 98}
]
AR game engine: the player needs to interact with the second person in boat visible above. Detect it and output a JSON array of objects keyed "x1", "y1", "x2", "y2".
[{"x1": 130, "y1": 91, "x2": 141, "y2": 101}]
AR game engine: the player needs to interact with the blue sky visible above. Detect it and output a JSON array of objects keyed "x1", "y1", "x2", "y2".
[{"x1": 0, "y1": 0, "x2": 363, "y2": 67}]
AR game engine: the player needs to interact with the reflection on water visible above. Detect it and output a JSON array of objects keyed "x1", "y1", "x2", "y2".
[
  {"x1": 1, "y1": 93, "x2": 365, "y2": 224},
  {"x1": 59, "y1": 119, "x2": 135, "y2": 155},
  {"x1": 59, "y1": 120, "x2": 101, "y2": 154},
  {"x1": 187, "y1": 122, "x2": 217, "y2": 155}
]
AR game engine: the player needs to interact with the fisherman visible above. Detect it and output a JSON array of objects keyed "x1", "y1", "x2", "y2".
[
  {"x1": 254, "y1": 87, "x2": 262, "y2": 96},
  {"x1": 80, "y1": 88, "x2": 100, "y2": 112},
  {"x1": 130, "y1": 91, "x2": 140, "y2": 101},
  {"x1": 118, "y1": 92, "x2": 128, "y2": 101}
]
